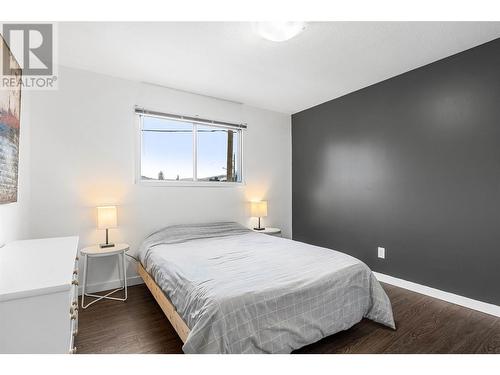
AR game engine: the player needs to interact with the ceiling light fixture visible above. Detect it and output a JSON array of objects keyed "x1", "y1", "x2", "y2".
[{"x1": 253, "y1": 22, "x2": 306, "y2": 42}]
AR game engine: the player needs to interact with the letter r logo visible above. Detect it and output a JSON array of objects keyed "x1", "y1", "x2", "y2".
[{"x1": 2, "y1": 24, "x2": 53, "y2": 76}]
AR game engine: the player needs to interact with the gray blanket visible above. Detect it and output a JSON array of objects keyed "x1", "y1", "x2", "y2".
[{"x1": 138, "y1": 222, "x2": 395, "y2": 353}]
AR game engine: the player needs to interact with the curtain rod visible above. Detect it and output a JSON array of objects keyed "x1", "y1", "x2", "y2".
[{"x1": 135, "y1": 107, "x2": 247, "y2": 129}]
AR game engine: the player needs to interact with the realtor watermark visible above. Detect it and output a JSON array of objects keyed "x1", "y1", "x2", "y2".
[{"x1": 1, "y1": 23, "x2": 58, "y2": 90}]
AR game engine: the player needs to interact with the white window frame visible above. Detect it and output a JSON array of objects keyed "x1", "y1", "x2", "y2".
[{"x1": 135, "y1": 108, "x2": 245, "y2": 187}]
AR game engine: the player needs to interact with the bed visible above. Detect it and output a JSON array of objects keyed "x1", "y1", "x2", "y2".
[{"x1": 137, "y1": 222, "x2": 395, "y2": 354}]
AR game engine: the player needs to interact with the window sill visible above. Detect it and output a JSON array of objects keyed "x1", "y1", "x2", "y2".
[{"x1": 136, "y1": 180, "x2": 245, "y2": 187}]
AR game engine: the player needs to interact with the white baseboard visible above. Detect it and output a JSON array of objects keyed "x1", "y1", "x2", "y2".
[
  {"x1": 78, "y1": 275, "x2": 144, "y2": 295},
  {"x1": 373, "y1": 271, "x2": 500, "y2": 318}
]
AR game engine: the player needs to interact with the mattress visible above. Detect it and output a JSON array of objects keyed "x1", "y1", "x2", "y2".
[{"x1": 138, "y1": 222, "x2": 395, "y2": 353}]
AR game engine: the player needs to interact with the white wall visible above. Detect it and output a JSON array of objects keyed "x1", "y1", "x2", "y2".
[
  {"x1": 28, "y1": 66, "x2": 292, "y2": 291},
  {"x1": 0, "y1": 93, "x2": 31, "y2": 246}
]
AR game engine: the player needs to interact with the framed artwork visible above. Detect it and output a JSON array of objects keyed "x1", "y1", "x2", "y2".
[{"x1": 0, "y1": 35, "x2": 22, "y2": 204}]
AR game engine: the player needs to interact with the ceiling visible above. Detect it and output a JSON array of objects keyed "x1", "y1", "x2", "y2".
[{"x1": 58, "y1": 22, "x2": 500, "y2": 114}]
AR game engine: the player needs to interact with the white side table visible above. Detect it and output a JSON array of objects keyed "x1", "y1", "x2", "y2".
[
  {"x1": 80, "y1": 243, "x2": 129, "y2": 309},
  {"x1": 252, "y1": 227, "x2": 281, "y2": 237}
]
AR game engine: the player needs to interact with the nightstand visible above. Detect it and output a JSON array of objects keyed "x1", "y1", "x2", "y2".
[
  {"x1": 80, "y1": 243, "x2": 129, "y2": 309},
  {"x1": 252, "y1": 227, "x2": 281, "y2": 237}
]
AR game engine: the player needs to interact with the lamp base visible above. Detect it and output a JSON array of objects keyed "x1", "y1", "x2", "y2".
[
  {"x1": 99, "y1": 242, "x2": 115, "y2": 248},
  {"x1": 253, "y1": 216, "x2": 265, "y2": 231},
  {"x1": 100, "y1": 228, "x2": 115, "y2": 248}
]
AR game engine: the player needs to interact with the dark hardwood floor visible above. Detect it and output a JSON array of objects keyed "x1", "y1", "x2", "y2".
[{"x1": 76, "y1": 283, "x2": 500, "y2": 354}]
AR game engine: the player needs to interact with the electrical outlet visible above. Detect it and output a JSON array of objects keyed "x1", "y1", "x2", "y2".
[{"x1": 377, "y1": 247, "x2": 385, "y2": 259}]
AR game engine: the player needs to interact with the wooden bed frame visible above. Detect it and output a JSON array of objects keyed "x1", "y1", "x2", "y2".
[{"x1": 137, "y1": 263, "x2": 190, "y2": 343}]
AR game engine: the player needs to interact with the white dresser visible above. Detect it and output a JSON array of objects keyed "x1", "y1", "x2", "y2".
[{"x1": 0, "y1": 236, "x2": 80, "y2": 354}]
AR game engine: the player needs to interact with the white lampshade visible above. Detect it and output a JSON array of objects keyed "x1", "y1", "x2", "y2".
[
  {"x1": 253, "y1": 22, "x2": 306, "y2": 42},
  {"x1": 97, "y1": 206, "x2": 117, "y2": 229},
  {"x1": 250, "y1": 201, "x2": 268, "y2": 218}
]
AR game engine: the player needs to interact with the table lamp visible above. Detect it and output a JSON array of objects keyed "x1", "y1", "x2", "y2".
[
  {"x1": 97, "y1": 206, "x2": 117, "y2": 248},
  {"x1": 250, "y1": 201, "x2": 267, "y2": 231}
]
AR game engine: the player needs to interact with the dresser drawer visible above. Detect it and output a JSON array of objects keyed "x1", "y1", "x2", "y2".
[
  {"x1": 70, "y1": 257, "x2": 79, "y2": 305},
  {"x1": 69, "y1": 302, "x2": 78, "y2": 354},
  {"x1": 68, "y1": 255, "x2": 79, "y2": 354},
  {"x1": 0, "y1": 236, "x2": 80, "y2": 353}
]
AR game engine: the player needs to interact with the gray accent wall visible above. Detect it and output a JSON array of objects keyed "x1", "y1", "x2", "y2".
[{"x1": 292, "y1": 38, "x2": 500, "y2": 305}]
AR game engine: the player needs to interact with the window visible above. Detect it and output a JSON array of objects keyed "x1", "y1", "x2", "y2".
[{"x1": 137, "y1": 109, "x2": 244, "y2": 184}]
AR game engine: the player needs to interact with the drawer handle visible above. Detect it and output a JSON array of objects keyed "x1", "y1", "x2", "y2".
[
  {"x1": 71, "y1": 279, "x2": 79, "y2": 286},
  {"x1": 69, "y1": 347, "x2": 77, "y2": 354}
]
